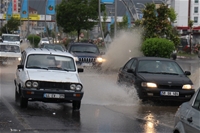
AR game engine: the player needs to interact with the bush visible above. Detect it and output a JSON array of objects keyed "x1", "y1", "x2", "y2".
[
  {"x1": 27, "y1": 35, "x2": 41, "y2": 48},
  {"x1": 141, "y1": 38, "x2": 175, "y2": 58}
]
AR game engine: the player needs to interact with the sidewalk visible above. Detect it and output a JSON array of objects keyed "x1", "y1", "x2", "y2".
[{"x1": 177, "y1": 55, "x2": 199, "y2": 60}]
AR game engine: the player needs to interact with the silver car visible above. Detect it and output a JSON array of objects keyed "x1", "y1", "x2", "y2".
[{"x1": 174, "y1": 88, "x2": 200, "y2": 133}]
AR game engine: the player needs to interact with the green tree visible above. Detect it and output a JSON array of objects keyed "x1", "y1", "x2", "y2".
[
  {"x1": 27, "y1": 34, "x2": 41, "y2": 48},
  {"x1": 0, "y1": 17, "x2": 20, "y2": 34},
  {"x1": 137, "y1": 3, "x2": 180, "y2": 47},
  {"x1": 118, "y1": 15, "x2": 128, "y2": 30},
  {"x1": 102, "y1": 10, "x2": 107, "y2": 35},
  {"x1": 56, "y1": 0, "x2": 105, "y2": 42}
]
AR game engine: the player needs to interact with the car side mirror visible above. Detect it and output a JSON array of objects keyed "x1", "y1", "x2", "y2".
[
  {"x1": 20, "y1": 40, "x2": 23, "y2": 43},
  {"x1": 17, "y1": 65, "x2": 24, "y2": 69},
  {"x1": 127, "y1": 68, "x2": 135, "y2": 74},
  {"x1": 78, "y1": 68, "x2": 84, "y2": 73},
  {"x1": 184, "y1": 71, "x2": 191, "y2": 76}
]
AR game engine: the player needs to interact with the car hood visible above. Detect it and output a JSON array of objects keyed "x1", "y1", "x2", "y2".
[
  {"x1": 27, "y1": 70, "x2": 81, "y2": 83},
  {"x1": 71, "y1": 52, "x2": 99, "y2": 58},
  {"x1": 138, "y1": 73, "x2": 192, "y2": 85}
]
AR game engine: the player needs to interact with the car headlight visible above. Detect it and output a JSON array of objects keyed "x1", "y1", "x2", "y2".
[
  {"x1": 76, "y1": 84, "x2": 82, "y2": 91},
  {"x1": 70, "y1": 84, "x2": 76, "y2": 90},
  {"x1": 182, "y1": 84, "x2": 193, "y2": 90},
  {"x1": 26, "y1": 81, "x2": 32, "y2": 87},
  {"x1": 32, "y1": 82, "x2": 39, "y2": 88},
  {"x1": 18, "y1": 57, "x2": 21, "y2": 61},
  {"x1": 96, "y1": 57, "x2": 105, "y2": 63},
  {"x1": 141, "y1": 82, "x2": 157, "y2": 88}
]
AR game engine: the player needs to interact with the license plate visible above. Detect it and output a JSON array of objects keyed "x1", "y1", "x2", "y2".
[
  {"x1": 2, "y1": 61, "x2": 13, "y2": 65},
  {"x1": 81, "y1": 63, "x2": 93, "y2": 66},
  {"x1": 44, "y1": 93, "x2": 65, "y2": 98},
  {"x1": 160, "y1": 91, "x2": 179, "y2": 96}
]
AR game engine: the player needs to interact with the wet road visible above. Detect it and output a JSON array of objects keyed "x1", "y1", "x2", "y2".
[{"x1": 0, "y1": 59, "x2": 199, "y2": 133}]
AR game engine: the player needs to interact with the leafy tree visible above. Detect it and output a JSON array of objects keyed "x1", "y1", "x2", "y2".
[
  {"x1": 137, "y1": 3, "x2": 180, "y2": 47},
  {"x1": 118, "y1": 15, "x2": 128, "y2": 30},
  {"x1": 0, "y1": 17, "x2": 20, "y2": 34},
  {"x1": 56, "y1": 0, "x2": 105, "y2": 42},
  {"x1": 102, "y1": 10, "x2": 107, "y2": 34},
  {"x1": 27, "y1": 34, "x2": 40, "y2": 48}
]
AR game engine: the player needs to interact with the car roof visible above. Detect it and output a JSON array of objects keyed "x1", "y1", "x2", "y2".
[
  {"x1": 133, "y1": 56, "x2": 174, "y2": 61},
  {"x1": 69, "y1": 42, "x2": 96, "y2": 46},
  {"x1": 24, "y1": 48, "x2": 73, "y2": 57},
  {"x1": 0, "y1": 42, "x2": 20, "y2": 46}
]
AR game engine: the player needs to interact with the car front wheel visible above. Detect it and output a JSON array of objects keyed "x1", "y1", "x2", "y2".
[{"x1": 72, "y1": 101, "x2": 81, "y2": 110}]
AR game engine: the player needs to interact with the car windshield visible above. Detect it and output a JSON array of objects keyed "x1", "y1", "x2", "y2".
[
  {"x1": 137, "y1": 60, "x2": 184, "y2": 75},
  {"x1": 26, "y1": 54, "x2": 76, "y2": 71},
  {"x1": 2, "y1": 35, "x2": 20, "y2": 42},
  {"x1": 0, "y1": 44, "x2": 20, "y2": 53},
  {"x1": 70, "y1": 45, "x2": 99, "y2": 54},
  {"x1": 42, "y1": 38, "x2": 48, "y2": 41}
]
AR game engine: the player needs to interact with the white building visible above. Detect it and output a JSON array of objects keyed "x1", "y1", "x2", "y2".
[{"x1": 170, "y1": 0, "x2": 200, "y2": 44}]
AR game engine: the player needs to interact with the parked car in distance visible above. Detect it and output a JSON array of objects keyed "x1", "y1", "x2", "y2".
[
  {"x1": 39, "y1": 43, "x2": 66, "y2": 51},
  {"x1": 0, "y1": 42, "x2": 21, "y2": 65},
  {"x1": 117, "y1": 57, "x2": 195, "y2": 102},
  {"x1": 14, "y1": 48, "x2": 84, "y2": 110},
  {"x1": 66, "y1": 42, "x2": 105, "y2": 67},
  {"x1": 38, "y1": 38, "x2": 49, "y2": 46},
  {"x1": 174, "y1": 88, "x2": 200, "y2": 133}
]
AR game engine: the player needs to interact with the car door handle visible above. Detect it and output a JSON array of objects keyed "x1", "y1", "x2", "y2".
[{"x1": 187, "y1": 117, "x2": 193, "y2": 123}]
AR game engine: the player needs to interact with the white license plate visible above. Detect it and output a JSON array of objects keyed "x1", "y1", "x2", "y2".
[
  {"x1": 160, "y1": 91, "x2": 179, "y2": 96},
  {"x1": 44, "y1": 93, "x2": 65, "y2": 98},
  {"x1": 81, "y1": 63, "x2": 93, "y2": 66}
]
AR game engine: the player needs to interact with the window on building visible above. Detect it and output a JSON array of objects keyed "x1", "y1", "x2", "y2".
[
  {"x1": 194, "y1": 7, "x2": 199, "y2": 13},
  {"x1": 195, "y1": 0, "x2": 199, "y2": 3},
  {"x1": 194, "y1": 17, "x2": 198, "y2": 23}
]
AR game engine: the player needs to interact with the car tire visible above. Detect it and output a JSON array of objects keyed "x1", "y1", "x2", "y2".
[
  {"x1": 15, "y1": 85, "x2": 19, "y2": 102},
  {"x1": 19, "y1": 92, "x2": 28, "y2": 108},
  {"x1": 72, "y1": 100, "x2": 81, "y2": 110}
]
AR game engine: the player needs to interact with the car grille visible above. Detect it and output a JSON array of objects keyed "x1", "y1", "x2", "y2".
[
  {"x1": 39, "y1": 81, "x2": 70, "y2": 90},
  {"x1": 158, "y1": 85, "x2": 182, "y2": 90},
  {"x1": 78, "y1": 57, "x2": 96, "y2": 62}
]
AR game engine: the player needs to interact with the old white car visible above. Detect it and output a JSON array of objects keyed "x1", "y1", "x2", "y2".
[
  {"x1": 0, "y1": 42, "x2": 21, "y2": 65},
  {"x1": 174, "y1": 88, "x2": 200, "y2": 133},
  {"x1": 14, "y1": 48, "x2": 84, "y2": 110}
]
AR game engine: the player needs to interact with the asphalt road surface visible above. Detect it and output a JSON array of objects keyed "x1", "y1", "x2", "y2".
[{"x1": 0, "y1": 59, "x2": 199, "y2": 133}]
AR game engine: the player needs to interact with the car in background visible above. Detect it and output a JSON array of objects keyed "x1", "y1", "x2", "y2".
[
  {"x1": 38, "y1": 38, "x2": 49, "y2": 46},
  {"x1": 39, "y1": 43, "x2": 66, "y2": 51},
  {"x1": 66, "y1": 42, "x2": 105, "y2": 67},
  {"x1": 117, "y1": 57, "x2": 195, "y2": 102},
  {"x1": 0, "y1": 42, "x2": 21, "y2": 65},
  {"x1": 14, "y1": 48, "x2": 84, "y2": 110},
  {"x1": 174, "y1": 88, "x2": 200, "y2": 133}
]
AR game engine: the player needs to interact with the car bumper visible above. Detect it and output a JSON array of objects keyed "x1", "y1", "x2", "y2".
[
  {"x1": 21, "y1": 89, "x2": 84, "y2": 102},
  {"x1": 142, "y1": 88, "x2": 195, "y2": 101}
]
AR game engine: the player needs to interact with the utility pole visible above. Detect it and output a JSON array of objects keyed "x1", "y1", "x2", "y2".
[{"x1": 45, "y1": 0, "x2": 50, "y2": 43}]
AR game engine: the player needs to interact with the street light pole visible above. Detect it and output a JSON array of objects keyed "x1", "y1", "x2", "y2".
[
  {"x1": 114, "y1": 0, "x2": 117, "y2": 38},
  {"x1": 98, "y1": 0, "x2": 104, "y2": 41}
]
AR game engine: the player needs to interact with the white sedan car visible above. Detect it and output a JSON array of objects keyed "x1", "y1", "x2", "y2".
[
  {"x1": 38, "y1": 38, "x2": 49, "y2": 46},
  {"x1": 174, "y1": 88, "x2": 200, "y2": 133}
]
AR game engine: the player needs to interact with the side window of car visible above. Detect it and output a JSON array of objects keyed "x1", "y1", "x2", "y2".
[
  {"x1": 130, "y1": 60, "x2": 137, "y2": 70},
  {"x1": 123, "y1": 59, "x2": 134, "y2": 71},
  {"x1": 193, "y1": 91, "x2": 200, "y2": 110}
]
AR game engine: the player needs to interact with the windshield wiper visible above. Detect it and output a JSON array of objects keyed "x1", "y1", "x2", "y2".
[
  {"x1": 72, "y1": 51, "x2": 82, "y2": 53},
  {"x1": 28, "y1": 66, "x2": 48, "y2": 70},
  {"x1": 155, "y1": 72, "x2": 179, "y2": 75},
  {"x1": 138, "y1": 71, "x2": 154, "y2": 73},
  {"x1": 48, "y1": 67, "x2": 69, "y2": 71},
  {"x1": 83, "y1": 51, "x2": 95, "y2": 53}
]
